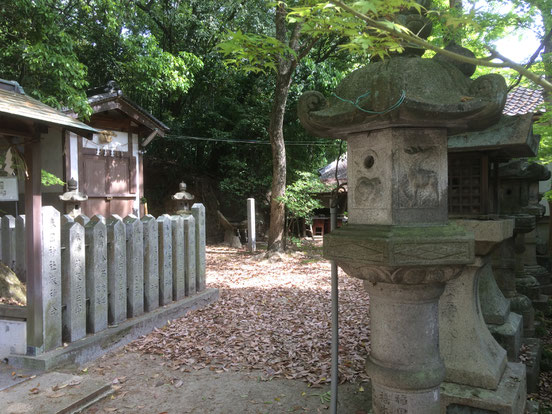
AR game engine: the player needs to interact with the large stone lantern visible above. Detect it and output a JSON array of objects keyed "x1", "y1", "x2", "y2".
[{"x1": 298, "y1": 10, "x2": 508, "y2": 413}]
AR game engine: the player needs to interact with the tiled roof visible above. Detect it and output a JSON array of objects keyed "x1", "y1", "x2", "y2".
[
  {"x1": 0, "y1": 87, "x2": 98, "y2": 137},
  {"x1": 503, "y1": 86, "x2": 544, "y2": 116},
  {"x1": 319, "y1": 155, "x2": 347, "y2": 183}
]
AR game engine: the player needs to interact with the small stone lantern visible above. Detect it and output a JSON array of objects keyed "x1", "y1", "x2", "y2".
[
  {"x1": 59, "y1": 178, "x2": 88, "y2": 218},
  {"x1": 172, "y1": 182, "x2": 195, "y2": 213}
]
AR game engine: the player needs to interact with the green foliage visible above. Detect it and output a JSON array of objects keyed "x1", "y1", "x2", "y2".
[
  {"x1": 0, "y1": 0, "x2": 91, "y2": 117},
  {"x1": 277, "y1": 172, "x2": 329, "y2": 220},
  {"x1": 41, "y1": 170, "x2": 65, "y2": 187}
]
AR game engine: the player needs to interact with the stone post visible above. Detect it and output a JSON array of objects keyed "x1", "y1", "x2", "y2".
[
  {"x1": 61, "y1": 217, "x2": 86, "y2": 342},
  {"x1": 182, "y1": 215, "x2": 196, "y2": 295},
  {"x1": 247, "y1": 198, "x2": 256, "y2": 252},
  {"x1": 124, "y1": 215, "x2": 144, "y2": 317},
  {"x1": 84, "y1": 215, "x2": 108, "y2": 333},
  {"x1": 323, "y1": 129, "x2": 474, "y2": 414},
  {"x1": 171, "y1": 215, "x2": 186, "y2": 300},
  {"x1": 191, "y1": 204, "x2": 206, "y2": 292},
  {"x1": 157, "y1": 214, "x2": 173, "y2": 306},
  {"x1": 141, "y1": 214, "x2": 159, "y2": 311},
  {"x1": 1, "y1": 215, "x2": 16, "y2": 270},
  {"x1": 41, "y1": 206, "x2": 62, "y2": 351},
  {"x1": 107, "y1": 215, "x2": 127, "y2": 324},
  {"x1": 14, "y1": 215, "x2": 26, "y2": 282}
]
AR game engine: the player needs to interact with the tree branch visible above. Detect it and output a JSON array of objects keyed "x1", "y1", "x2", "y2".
[
  {"x1": 508, "y1": 27, "x2": 552, "y2": 91},
  {"x1": 330, "y1": 0, "x2": 552, "y2": 93}
]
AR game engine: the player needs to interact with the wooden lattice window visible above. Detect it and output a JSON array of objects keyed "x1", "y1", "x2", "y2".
[{"x1": 448, "y1": 153, "x2": 489, "y2": 215}]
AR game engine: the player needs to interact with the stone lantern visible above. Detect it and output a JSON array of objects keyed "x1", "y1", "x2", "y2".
[
  {"x1": 172, "y1": 182, "x2": 195, "y2": 213},
  {"x1": 298, "y1": 6, "x2": 511, "y2": 413},
  {"x1": 59, "y1": 177, "x2": 88, "y2": 218}
]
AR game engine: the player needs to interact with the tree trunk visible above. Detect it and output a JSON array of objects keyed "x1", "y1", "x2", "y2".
[{"x1": 267, "y1": 69, "x2": 293, "y2": 252}]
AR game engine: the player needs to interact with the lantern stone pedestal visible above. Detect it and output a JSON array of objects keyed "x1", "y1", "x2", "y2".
[
  {"x1": 438, "y1": 218, "x2": 527, "y2": 413},
  {"x1": 298, "y1": 15, "x2": 511, "y2": 409},
  {"x1": 323, "y1": 128, "x2": 474, "y2": 413}
]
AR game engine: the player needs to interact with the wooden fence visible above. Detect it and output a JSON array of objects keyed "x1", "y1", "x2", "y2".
[{"x1": 0, "y1": 204, "x2": 206, "y2": 353}]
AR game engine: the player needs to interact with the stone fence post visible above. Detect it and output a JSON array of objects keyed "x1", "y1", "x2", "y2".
[
  {"x1": 182, "y1": 215, "x2": 196, "y2": 295},
  {"x1": 61, "y1": 215, "x2": 86, "y2": 342},
  {"x1": 41, "y1": 206, "x2": 62, "y2": 351},
  {"x1": 124, "y1": 215, "x2": 144, "y2": 317},
  {"x1": 171, "y1": 215, "x2": 185, "y2": 300},
  {"x1": 107, "y1": 215, "x2": 127, "y2": 324},
  {"x1": 85, "y1": 215, "x2": 108, "y2": 333},
  {"x1": 142, "y1": 215, "x2": 159, "y2": 311},
  {"x1": 191, "y1": 204, "x2": 206, "y2": 292},
  {"x1": 157, "y1": 214, "x2": 173, "y2": 306}
]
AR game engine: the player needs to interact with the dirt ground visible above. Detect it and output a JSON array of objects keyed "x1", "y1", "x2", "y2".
[
  {"x1": 75, "y1": 351, "x2": 371, "y2": 414},
  {"x1": 72, "y1": 243, "x2": 373, "y2": 413}
]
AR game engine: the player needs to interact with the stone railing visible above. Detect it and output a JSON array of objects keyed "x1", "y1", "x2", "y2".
[{"x1": 0, "y1": 204, "x2": 206, "y2": 352}]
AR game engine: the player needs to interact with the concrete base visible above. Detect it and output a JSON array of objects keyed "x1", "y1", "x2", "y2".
[
  {"x1": 0, "y1": 320, "x2": 26, "y2": 359},
  {"x1": 7, "y1": 288, "x2": 218, "y2": 370},
  {"x1": 0, "y1": 371, "x2": 112, "y2": 414},
  {"x1": 440, "y1": 362, "x2": 526, "y2": 414},
  {"x1": 487, "y1": 312, "x2": 523, "y2": 361}
]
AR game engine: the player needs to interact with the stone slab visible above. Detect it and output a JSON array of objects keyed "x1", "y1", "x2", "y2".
[
  {"x1": 0, "y1": 371, "x2": 112, "y2": 414},
  {"x1": 324, "y1": 223, "x2": 475, "y2": 268},
  {"x1": 451, "y1": 219, "x2": 514, "y2": 256},
  {"x1": 522, "y1": 338, "x2": 542, "y2": 394},
  {"x1": 440, "y1": 362, "x2": 526, "y2": 414},
  {"x1": 0, "y1": 362, "x2": 38, "y2": 392},
  {"x1": 0, "y1": 319, "x2": 26, "y2": 359},
  {"x1": 7, "y1": 288, "x2": 219, "y2": 371}
]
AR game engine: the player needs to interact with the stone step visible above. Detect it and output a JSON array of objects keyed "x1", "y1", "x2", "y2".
[{"x1": 0, "y1": 371, "x2": 112, "y2": 414}]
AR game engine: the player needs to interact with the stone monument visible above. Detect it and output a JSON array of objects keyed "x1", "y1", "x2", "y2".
[{"x1": 297, "y1": 4, "x2": 517, "y2": 410}]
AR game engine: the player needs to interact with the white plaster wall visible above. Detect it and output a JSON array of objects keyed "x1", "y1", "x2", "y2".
[{"x1": 0, "y1": 320, "x2": 26, "y2": 358}]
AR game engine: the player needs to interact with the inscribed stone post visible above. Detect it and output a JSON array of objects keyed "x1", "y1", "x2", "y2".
[
  {"x1": 171, "y1": 215, "x2": 185, "y2": 300},
  {"x1": 157, "y1": 214, "x2": 173, "y2": 306},
  {"x1": 107, "y1": 215, "x2": 127, "y2": 324},
  {"x1": 124, "y1": 215, "x2": 144, "y2": 317},
  {"x1": 2, "y1": 215, "x2": 16, "y2": 270},
  {"x1": 41, "y1": 206, "x2": 62, "y2": 351},
  {"x1": 75, "y1": 214, "x2": 90, "y2": 227},
  {"x1": 142, "y1": 215, "x2": 159, "y2": 311},
  {"x1": 0, "y1": 219, "x2": 2, "y2": 262},
  {"x1": 191, "y1": 203, "x2": 206, "y2": 292},
  {"x1": 85, "y1": 215, "x2": 108, "y2": 333},
  {"x1": 61, "y1": 219, "x2": 86, "y2": 342},
  {"x1": 247, "y1": 198, "x2": 256, "y2": 252},
  {"x1": 182, "y1": 215, "x2": 196, "y2": 295},
  {"x1": 14, "y1": 215, "x2": 26, "y2": 282}
]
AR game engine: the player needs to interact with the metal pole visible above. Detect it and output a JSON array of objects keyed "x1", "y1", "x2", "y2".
[{"x1": 330, "y1": 206, "x2": 338, "y2": 413}]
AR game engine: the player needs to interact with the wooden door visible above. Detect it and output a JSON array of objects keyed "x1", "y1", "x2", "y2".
[{"x1": 79, "y1": 137, "x2": 136, "y2": 218}]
